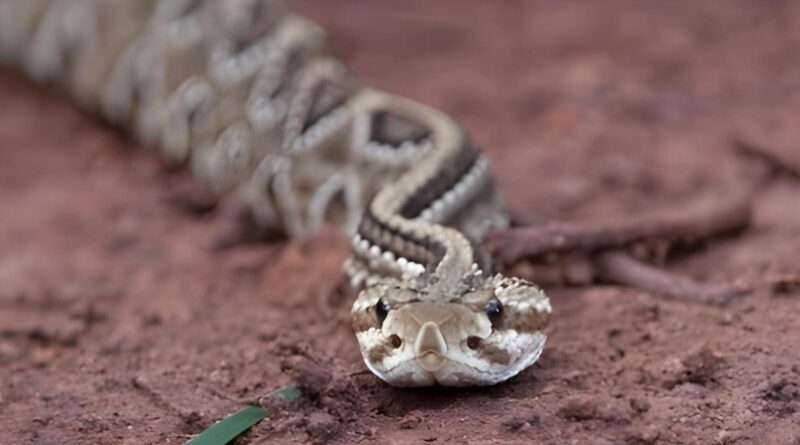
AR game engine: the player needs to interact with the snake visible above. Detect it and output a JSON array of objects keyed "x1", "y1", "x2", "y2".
[{"x1": 0, "y1": 0, "x2": 551, "y2": 387}]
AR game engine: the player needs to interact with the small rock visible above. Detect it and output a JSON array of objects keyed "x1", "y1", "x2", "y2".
[
  {"x1": 557, "y1": 394, "x2": 632, "y2": 422},
  {"x1": 769, "y1": 275, "x2": 800, "y2": 295},
  {"x1": 501, "y1": 408, "x2": 540, "y2": 431},
  {"x1": 717, "y1": 429, "x2": 738, "y2": 444},
  {"x1": 256, "y1": 326, "x2": 277, "y2": 342},
  {"x1": 30, "y1": 347, "x2": 57, "y2": 367},
  {"x1": 634, "y1": 303, "x2": 660, "y2": 322},
  {"x1": 399, "y1": 412, "x2": 423, "y2": 430},
  {"x1": 718, "y1": 313, "x2": 737, "y2": 326},
  {"x1": 281, "y1": 355, "x2": 332, "y2": 395},
  {"x1": 305, "y1": 411, "x2": 339, "y2": 444},
  {"x1": 628, "y1": 424, "x2": 661, "y2": 444},
  {"x1": 763, "y1": 378, "x2": 800, "y2": 402},
  {"x1": 131, "y1": 375, "x2": 149, "y2": 389},
  {"x1": 618, "y1": 367, "x2": 649, "y2": 386},
  {"x1": 0, "y1": 340, "x2": 19, "y2": 362},
  {"x1": 561, "y1": 370, "x2": 589, "y2": 389},
  {"x1": 242, "y1": 348, "x2": 259, "y2": 364},
  {"x1": 670, "y1": 382, "x2": 710, "y2": 399},
  {"x1": 629, "y1": 397, "x2": 651, "y2": 413},
  {"x1": 179, "y1": 410, "x2": 203, "y2": 430},
  {"x1": 682, "y1": 345, "x2": 723, "y2": 385},
  {"x1": 659, "y1": 345, "x2": 723, "y2": 388},
  {"x1": 208, "y1": 368, "x2": 233, "y2": 387}
]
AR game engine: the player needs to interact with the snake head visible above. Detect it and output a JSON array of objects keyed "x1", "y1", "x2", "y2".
[{"x1": 351, "y1": 275, "x2": 551, "y2": 387}]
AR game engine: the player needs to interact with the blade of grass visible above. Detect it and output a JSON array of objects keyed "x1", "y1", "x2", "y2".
[{"x1": 185, "y1": 405, "x2": 266, "y2": 445}]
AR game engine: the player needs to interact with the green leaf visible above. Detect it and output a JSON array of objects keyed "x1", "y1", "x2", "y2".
[{"x1": 185, "y1": 405, "x2": 267, "y2": 445}]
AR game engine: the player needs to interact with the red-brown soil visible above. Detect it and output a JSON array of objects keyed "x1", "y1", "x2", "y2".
[{"x1": 2, "y1": 1, "x2": 799, "y2": 444}]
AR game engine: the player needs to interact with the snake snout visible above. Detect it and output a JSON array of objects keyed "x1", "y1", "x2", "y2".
[{"x1": 413, "y1": 321, "x2": 448, "y2": 372}]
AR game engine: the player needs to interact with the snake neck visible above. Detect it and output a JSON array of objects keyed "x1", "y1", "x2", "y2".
[{"x1": 345, "y1": 90, "x2": 507, "y2": 296}]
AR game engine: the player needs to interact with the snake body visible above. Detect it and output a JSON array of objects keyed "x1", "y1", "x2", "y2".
[{"x1": 0, "y1": 0, "x2": 551, "y2": 387}]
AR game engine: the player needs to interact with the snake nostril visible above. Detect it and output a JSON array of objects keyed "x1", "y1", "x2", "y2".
[
  {"x1": 388, "y1": 334, "x2": 402, "y2": 349},
  {"x1": 467, "y1": 336, "x2": 481, "y2": 350}
]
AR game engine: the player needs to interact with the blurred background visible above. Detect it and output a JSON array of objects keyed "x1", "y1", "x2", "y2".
[{"x1": 1, "y1": 1, "x2": 798, "y2": 444}]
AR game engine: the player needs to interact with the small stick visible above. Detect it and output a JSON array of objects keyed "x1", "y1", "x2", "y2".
[
  {"x1": 486, "y1": 193, "x2": 752, "y2": 265},
  {"x1": 594, "y1": 251, "x2": 748, "y2": 305},
  {"x1": 733, "y1": 137, "x2": 800, "y2": 180}
]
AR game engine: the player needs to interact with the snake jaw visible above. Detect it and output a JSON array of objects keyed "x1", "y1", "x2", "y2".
[{"x1": 417, "y1": 352, "x2": 448, "y2": 373}]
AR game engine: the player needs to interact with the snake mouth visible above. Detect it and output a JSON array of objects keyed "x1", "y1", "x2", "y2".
[{"x1": 417, "y1": 351, "x2": 447, "y2": 372}]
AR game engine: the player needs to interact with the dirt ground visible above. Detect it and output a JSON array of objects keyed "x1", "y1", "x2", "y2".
[{"x1": 2, "y1": 1, "x2": 799, "y2": 444}]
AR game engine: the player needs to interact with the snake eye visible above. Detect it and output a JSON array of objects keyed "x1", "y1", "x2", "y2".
[
  {"x1": 375, "y1": 298, "x2": 390, "y2": 326},
  {"x1": 483, "y1": 298, "x2": 503, "y2": 329}
]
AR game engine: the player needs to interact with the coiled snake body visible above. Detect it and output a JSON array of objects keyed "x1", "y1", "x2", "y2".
[{"x1": 0, "y1": 0, "x2": 551, "y2": 387}]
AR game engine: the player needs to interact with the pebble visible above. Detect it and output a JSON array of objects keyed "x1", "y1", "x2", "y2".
[
  {"x1": 557, "y1": 394, "x2": 632, "y2": 422},
  {"x1": 30, "y1": 347, "x2": 57, "y2": 368},
  {"x1": 501, "y1": 407, "x2": 539, "y2": 431},
  {"x1": 399, "y1": 412, "x2": 422, "y2": 430}
]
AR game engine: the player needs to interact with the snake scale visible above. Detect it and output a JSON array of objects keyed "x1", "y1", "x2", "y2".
[{"x1": 0, "y1": 0, "x2": 551, "y2": 387}]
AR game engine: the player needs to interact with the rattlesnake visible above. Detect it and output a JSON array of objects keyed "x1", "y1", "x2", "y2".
[{"x1": 0, "y1": 0, "x2": 551, "y2": 387}]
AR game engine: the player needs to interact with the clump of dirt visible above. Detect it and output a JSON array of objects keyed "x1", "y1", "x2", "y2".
[
  {"x1": 262, "y1": 351, "x2": 362, "y2": 443},
  {"x1": 557, "y1": 394, "x2": 634, "y2": 422},
  {"x1": 657, "y1": 344, "x2": 724, "y2": 389},
  {"x1": 2, "y1": 1, "x2": 800, "y2": 444},
  {"x1": 760, "y1": 368, "x2": 800, "y2": 417}
]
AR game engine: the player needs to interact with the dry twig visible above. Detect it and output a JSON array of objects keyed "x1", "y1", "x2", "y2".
[
  {"x1": 594, "y1": 251, "x2": 748, "y2": 305},
  {"x1": 733, "y1": 137, "x2": 800, "y2": 180},
  {"x1": 486, "y1": 193, "x2": 752, "y2": 265},
  {"x1": 486, "y1": 193, "x2": 755, "y2": 305}
]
